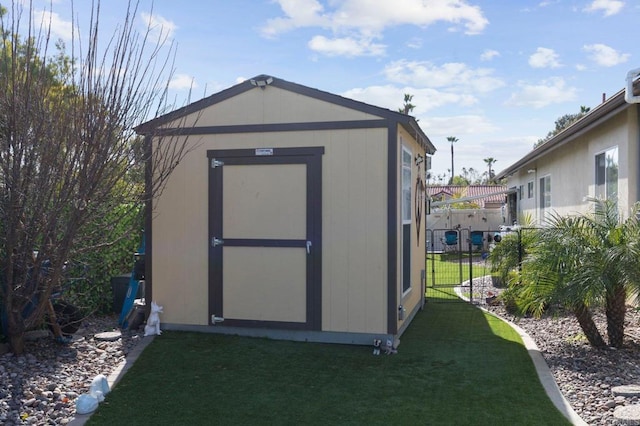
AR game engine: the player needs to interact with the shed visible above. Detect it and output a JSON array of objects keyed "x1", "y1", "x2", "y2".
[{"x1": 136, "y1": 75, "x2": 435, "y2": 345}]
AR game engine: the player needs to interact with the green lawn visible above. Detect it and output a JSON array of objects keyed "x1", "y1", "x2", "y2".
[
  {"x1": 87, "y1": 298, "x2": 569, "y2": 425},
  {"x1": 427, "y1": 251, "x2": 491, "y2": 287}
]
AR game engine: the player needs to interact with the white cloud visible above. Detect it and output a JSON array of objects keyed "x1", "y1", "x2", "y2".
[
  {"x1": 480, "y1": 49, "x2": 500, "y2": 61},
  {"x1": 140, "y1": 12, "x2": 177, "y2": 42},
  {"x1": 261, "y1": 0, "x2": 329, "y2": 37},
  {"x1": 33, "y1": 10, "x2": 74, "y2": 41},
  {"x1": 407, "y1": 37, "x2": 423, "y2": 49},
  {"x1": 333, "y1": 0, "x2": 489, "y2": 35},
  {"x1": 263, "y1": 0, "x2": 489, "y2": 36},
  {"x1": 261, "y1": 0, "x2": 489, "y2": 56},
  {"x1": 169, "y1": 74, "x2": 197, "y2": 90},
  {"x1": 342, "y1": 84, "x2": 478, "y2": 114},
  {"x1": 308, "y1": 35, "x2": 385, "y2": 57},
  {"x1": 506, "y1": 77, "x2": 578, "y2": 108},
  {"x1": 583, "y1": 0, "x2": 624, "y2": 16},
  {"x1": 383, "y1": 60, "x2": 505, "y2": 93},
  {"x1": 421, "y1": 115, "x2": 499, "y2": 137},
  {"x1": 528, "y1": 47, "x2": 561, "y2": 68},
  {"x1": 583, "y1": 43, "x2": 629, "y2": 67}
]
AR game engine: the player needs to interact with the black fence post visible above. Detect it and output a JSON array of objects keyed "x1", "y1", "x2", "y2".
[
  {"x1": 468, "y1": 231, "x2": 473, "y2": 304},
  {"x1": 518, "y1": 229, "x2": 523, "y2": 284}
]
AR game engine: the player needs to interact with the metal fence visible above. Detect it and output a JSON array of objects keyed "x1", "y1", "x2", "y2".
[{"x1": 425, "y1": 228, "x2": 506, "y2": 303}]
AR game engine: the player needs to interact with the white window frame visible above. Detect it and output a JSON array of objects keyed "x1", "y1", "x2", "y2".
[
  {"x1": 401, "y1": 145, "x2": 412, "y2": 295},
  {"x1": 595, "y1": 146, "x2": 618, "y2": 202},
  {"x1": 539, "y1": 175, "x2": 551, "y2": 222}
]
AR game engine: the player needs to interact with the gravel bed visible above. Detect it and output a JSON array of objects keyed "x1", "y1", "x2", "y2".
[
  {"x1": 0, "y1": 316, "x2": 144, "y2": 425},
  {"x1": 469, "y1": 276, "x2": 640, "y2": 425}
]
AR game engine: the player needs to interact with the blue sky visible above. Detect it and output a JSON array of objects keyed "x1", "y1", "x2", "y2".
[{"x1": 22, "y1": 0, "x2": 640, "y2": 180}]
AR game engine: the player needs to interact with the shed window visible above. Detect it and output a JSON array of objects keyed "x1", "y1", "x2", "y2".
[
  {"x1": 402, "y1": 149, "x2": 412, "y2": 222},
  {"x1": 401, "y1": 146, "x2": 412, "y2": 294}
]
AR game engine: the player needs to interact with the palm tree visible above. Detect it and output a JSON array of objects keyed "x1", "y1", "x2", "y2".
[
  {"x1": 518, "y1": 198, "x2": 640, "y2": 348},
  {"x1": 484, "y1": 157, "x2": 497, "y2": 184},
  {"x1": 446, "y1": 136, "x2": 458, "y2": 184},
  {"x1": 399, "y1": 94, "x2": 415, "y2": 115}
]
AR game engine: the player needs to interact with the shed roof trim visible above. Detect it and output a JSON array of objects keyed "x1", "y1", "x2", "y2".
[{"x1": 136, "y1": 74, "x2": 435, "y2": 154}]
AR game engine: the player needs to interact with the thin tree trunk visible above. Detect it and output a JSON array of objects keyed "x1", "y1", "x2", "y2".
[
  {"x1": 606, "y1": 284, "x2": 627, "y2": 348},
  {"x1": 573, "y1": 302, "x2": 606, "y2": 348},
  {"x1": 7, "y1": 311, "x2": 26, "y2": 355},
  {"x1": 9, "y1": 335, "x2": 25, "y2": 355}
]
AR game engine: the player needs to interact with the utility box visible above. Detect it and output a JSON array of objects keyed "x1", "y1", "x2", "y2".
[{"x1": 111, "y1": 274, "x2": 142, "y2": 314}]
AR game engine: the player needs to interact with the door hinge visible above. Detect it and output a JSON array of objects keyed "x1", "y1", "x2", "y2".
[
  {"x1": 211, "y1": 237, "x2": 224, "y2": 247},
  {"x1": 211, "y1": 159, "x2": 224, "y2": 168},
  {"x1": 211, "y1": 314, "x2": 224, "y2": 324}
]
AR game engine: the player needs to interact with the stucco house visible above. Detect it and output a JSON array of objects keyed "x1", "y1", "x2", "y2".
[
  {"x1": 496, "y1": 84, "x2": 640, "y2": 224},
  {"x1": 135, "y1": 75, "x2": 435, "y2": 346}
]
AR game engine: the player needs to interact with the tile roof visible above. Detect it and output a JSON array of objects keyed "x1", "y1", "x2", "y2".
[{"x1": 426, "y1": 185, "x2": 507, "y2": 208}]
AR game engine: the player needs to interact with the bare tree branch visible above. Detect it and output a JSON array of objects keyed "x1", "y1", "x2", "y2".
[{"x1": 0, "y1": 0, "x2": 197, "y2": 354}]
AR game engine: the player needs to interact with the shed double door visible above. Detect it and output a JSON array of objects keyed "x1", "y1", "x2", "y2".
[{"x1": 208, "y1": 147, "x2": 323, "y2": 330}]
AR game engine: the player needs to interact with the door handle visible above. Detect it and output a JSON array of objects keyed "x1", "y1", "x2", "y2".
[{"x1": 306, "y1": 241, "x2": 312, "y2": 254}]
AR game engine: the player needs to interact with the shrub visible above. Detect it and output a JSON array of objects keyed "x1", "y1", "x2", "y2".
[{"x1": 64, "y1": 204, "x2": 144, "y2": 315}]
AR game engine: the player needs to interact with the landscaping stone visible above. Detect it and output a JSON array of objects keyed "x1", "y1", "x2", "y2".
[
  {"x1": 614, "y1": 405, "x2": 640, "y2": 425},
  {"x1": 0, "y1": 317, "x2": 143, "y2": 424},
  {"x1": 94, "y1": 331, "x2": 122, "y2": 342},
  {"x1": 614, "y1": 385, "x2": 640, "y2": 397},
  {"x1": 478, "y1": 275, "x2": 640, "y2": 425}
]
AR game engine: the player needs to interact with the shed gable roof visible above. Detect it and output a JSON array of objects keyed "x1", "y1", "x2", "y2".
[{"x1": 136, "y1": 74, "x2": 435, "y2": 153}]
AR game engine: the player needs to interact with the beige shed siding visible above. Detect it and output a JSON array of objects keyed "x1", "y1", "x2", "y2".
[
  {"x1": 151, "y1": 126, "x2": 389, "y2": 333},
  {"x1": 169, "y1": 87, "x2": 381, "y2": 128},
  {"x1": 151, "y1": 152, "x2": 209, "y2": 324},
  {"x1": 323, "y1": 128, "x2": 388, "y2": 333}
]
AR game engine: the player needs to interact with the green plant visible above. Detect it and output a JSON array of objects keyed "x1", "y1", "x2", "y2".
[
  {"x1": 67, "y1": 204, "x2": 144, "y2": 315},
  {"x1": 519, "y1": 199, "x2": 640, "y2": 348}
]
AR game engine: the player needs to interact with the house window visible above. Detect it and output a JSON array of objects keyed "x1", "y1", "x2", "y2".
[
  {"x1": 539, "y1": 175, "x2": 551, "y2": 222},
  {"x1": 401, "y1": 146, "x2": 412, "y2": 294},
  {"x1": 517, "y1": 185, "x2": 524, "y2": 214},
  {"x1": 595, "y1": 146, "x2": 618, "y2": 202},
  {"x1": 527, "y1": 181, "x2": 534, "y2": 199}
]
